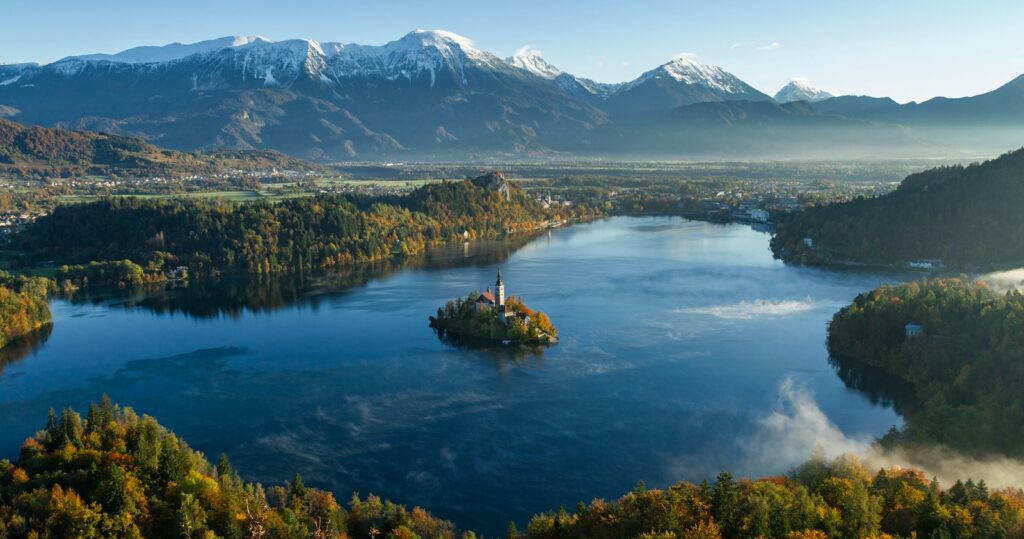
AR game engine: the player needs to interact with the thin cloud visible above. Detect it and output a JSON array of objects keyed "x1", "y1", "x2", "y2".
[
  {"x1": 513, "y1": 44, "x2": 541, "y2": 58},
  {"x1": 730, "y1": 42, "x2": 745, "y2": 50},
  {"x1": 757, "y1": 41, "x2": 781, "y2": 51}
]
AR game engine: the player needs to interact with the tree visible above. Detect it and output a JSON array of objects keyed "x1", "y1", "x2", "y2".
[{"x1": 177, "y1": 493, "x2": 207, "y2": 539}]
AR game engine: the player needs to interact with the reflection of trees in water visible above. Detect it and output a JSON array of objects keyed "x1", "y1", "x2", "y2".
[
  {"x1": 64, "y1": 233, "x2": 541, "y2": 320},
  {"x1": 0, "y1": 324, "x2": 53, "y2": 376},
  {"x1": 431, "y1": 325, "x2": 546, "y2": 360},
  {"x1": 829, "y1": 355, "x2": 917, "y2": 416}
]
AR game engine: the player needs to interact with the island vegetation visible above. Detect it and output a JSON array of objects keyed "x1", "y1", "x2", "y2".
[
  {"x1": 3, "y1": 401, "x2": 1024, "y2": 538},
  {"x1": 827, "y1": 278, "x2": 1024, "y2": 457},
  {"x1": 12, "y1": 173, "x2": 593, "y2": 279},
  {"x1": 430, "y1": 293, "x2": 558, "y2": 346},
  {"x1": 0, "y1": 271, "x2": 51, "y2": 350},
  {"x1": 771, "y1": 148, "x2": 1024, "y2": 269}
]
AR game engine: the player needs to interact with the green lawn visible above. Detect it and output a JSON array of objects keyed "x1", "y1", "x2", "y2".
[{"x1": 58, "y1": 190, "x2": 265, "y2": 204}]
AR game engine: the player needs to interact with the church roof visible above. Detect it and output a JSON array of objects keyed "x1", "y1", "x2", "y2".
[{"x1": 478, "y1": 291, "x2": 496, "y2": 304}]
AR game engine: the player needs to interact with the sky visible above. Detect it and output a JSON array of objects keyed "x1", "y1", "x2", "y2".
[{"x1": 2, "y1": 0, "x2": 1022, "y2": 103}]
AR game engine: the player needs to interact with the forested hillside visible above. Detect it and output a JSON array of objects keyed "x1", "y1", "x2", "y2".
[
  {"x1": 15, "y1": 173, "x2": 590, "y2": 275},
  {"x1": 0, "y1": 118, "x2": 325, "y2": 178},
  {"x1": 828, "y1": 278, "x2": 1024, "y2": 456},
  {"x1": 0, "y1": 272, "x2": 51, "y2": 350},
  {"x1": 3, "y1": 401, "x2": 1024, "y2": 538},
  {"x1": 771, "y1": 148, "x2": 1024, "y2": 268}
]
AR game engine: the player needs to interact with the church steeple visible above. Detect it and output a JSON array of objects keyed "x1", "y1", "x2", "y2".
[{"x1": 495, "y1": 269, "x2": 505, "y2": 307}]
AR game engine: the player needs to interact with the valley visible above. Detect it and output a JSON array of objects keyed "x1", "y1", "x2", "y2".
[{"x1": 2, "y1": 5, "x2": 1024, "y2": 538}]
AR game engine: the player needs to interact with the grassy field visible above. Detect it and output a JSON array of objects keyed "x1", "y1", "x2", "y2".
[
  {"x1": 53, "y1": 178, "x2": 445, "y2": 205},
  {"x1": 58, "y1": 190, "x2": 265, "y2": 204}
]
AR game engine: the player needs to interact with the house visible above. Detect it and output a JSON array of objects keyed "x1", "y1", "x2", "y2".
[
  {"x1": 905, "y1": 323, "x2": 924, "y2": 338},
  {"x1": 748, "y1": 209, "x2": 770, "y2": 223},
  {"x1": 803, "y1": 237, "x2": 814, "y2": 248},
  {"x1": 908, "y1": 259, "x2": 943, "y2": 270}
]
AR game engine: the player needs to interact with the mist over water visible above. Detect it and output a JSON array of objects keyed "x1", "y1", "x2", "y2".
[
  {"x1": 750, "y1": 377, "x2": 1024, "y2": 492},
  {"x1": 0, "y1": 217, "x2": 909, "y2": 534}
]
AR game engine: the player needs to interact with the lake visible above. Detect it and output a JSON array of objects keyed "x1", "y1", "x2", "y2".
[{"x1": 0, "y1": 216, "x2": 904, "y2": 534}]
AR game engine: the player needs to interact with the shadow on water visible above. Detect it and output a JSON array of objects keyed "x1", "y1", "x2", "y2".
[
  {"x1": 0, "y1": 324, "x2": 54, "y2": 376},
  {"x1": 828, "y1": 355, "x2": 917, "y2": 416},
  {"x1": 60, "y1": 233, "x2": 542, "y2": 320},
  {"x1": 430, "y1": 326, "x2": 547, "y2": 363}
]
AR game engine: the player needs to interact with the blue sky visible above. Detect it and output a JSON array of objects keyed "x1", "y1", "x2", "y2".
[{"x1": 3, "y1": 0, "x2": 1022, "y2": 103}]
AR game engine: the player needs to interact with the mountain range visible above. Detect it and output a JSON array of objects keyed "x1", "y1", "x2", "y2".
[{"x1": 1, "y1": 30, "x2": 1022, "y2": 161}]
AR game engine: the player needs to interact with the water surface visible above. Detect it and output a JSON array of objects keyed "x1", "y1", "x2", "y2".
[{"x1": 0, "y1": 217, "x2": 903, "y2": 534}]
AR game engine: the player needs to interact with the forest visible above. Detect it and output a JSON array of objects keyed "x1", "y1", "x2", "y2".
[
  {"x1": 0, "y1": 271, "x2": 51, "y2": 350},
  {"x1": 3, "y1": 401, "x2": 1024, "y2": 538},
  {"x1": 770, "y1": 148, "x2": 1024, "y2": 268},
  {"x1": 827, "y1": 278, "x2": 1024, "y2": 457},
  {"x1": 13, "y1": 173, "x2": 592, "y2": 276},
  {"x1": 0, "y1": 118, "x2": 325, "y2": 179}
]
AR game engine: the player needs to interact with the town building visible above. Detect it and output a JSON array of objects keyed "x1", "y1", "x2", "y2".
[{"x1": 748, "y1": 209, "x2": 770, "y2": 223}]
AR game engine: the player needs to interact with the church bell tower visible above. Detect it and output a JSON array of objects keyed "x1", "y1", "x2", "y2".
[{"x1": 495, "y1": 270, "x2": 505, "y2": 307}]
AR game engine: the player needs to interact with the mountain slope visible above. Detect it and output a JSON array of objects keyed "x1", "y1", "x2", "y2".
[
  {"x1": 585, "y1": 99, "x2": 928, "y2": 159},
  {"x1": 3, "y1": 32, "x2": 1024, "y2": 160},
  {"x1": 0, "y1": 118, "x2": 325, "y2": 177},
  {"x1": 771, "y1": 147, "x2": 1024, "y2": 268},
  {"x1": 0, "y1": 31, "x2": 607, "y2": 160},
  {"x1": 604, "y1": 56, "x2": 770, "y2": 116}
]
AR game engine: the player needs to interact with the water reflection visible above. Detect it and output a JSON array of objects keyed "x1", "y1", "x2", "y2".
[
  {"x1": 61, "y1": 234, "x2": 541, "y2": 320},
  {"x1": 0, "y1": 217, "x2": 906, "y2": 536},
  {"x1": 829, "y1": 355, "x2": 916, "y2": 415},
  {"x1": 430, "y1": 327, "x2": 547, "y2": 362},
  {"x1": 0, "y1": 324, "x2": 53, "y2": 376}
]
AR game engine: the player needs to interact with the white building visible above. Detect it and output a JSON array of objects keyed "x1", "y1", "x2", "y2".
[{"x1": 748, "y1": 209, "x2": 770, "y2": 223}]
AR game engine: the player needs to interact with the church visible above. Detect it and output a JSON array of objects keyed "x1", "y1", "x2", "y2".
[{"x1": 475, "y1": 270, "x2": 510, "y2": 316}]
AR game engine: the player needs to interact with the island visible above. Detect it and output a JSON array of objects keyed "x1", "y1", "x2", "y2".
[{"x1": 429, "y1": 270, "x2": 558, "y2": 346}]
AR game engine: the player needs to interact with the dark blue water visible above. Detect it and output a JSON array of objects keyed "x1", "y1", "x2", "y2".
[{"x1": 0, "y1": 217, "x2": 902, "y2": 534}]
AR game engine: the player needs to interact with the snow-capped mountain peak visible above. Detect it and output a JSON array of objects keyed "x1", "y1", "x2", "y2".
[
  {"x1": 383, "y1": 29, "x2": 490, "y2": 63},
  {"x1": 506, "y1": 46, "x2": 561, "y2": 79},
  {"x1": 324, "y1": 29, "x2": 502, "y2": 86},
  {"x1": 654, "y1": 54, "x2": 744, "y2": 93},
  {"x1": 69, "y1": 35, "x2": 274, "y2": 64},
  {"x1": 774, "y1": 78, "x2": 834, "y2": 103},
  {"x1": 405, "y1": 29, "x2": 477, "y2": 50}
]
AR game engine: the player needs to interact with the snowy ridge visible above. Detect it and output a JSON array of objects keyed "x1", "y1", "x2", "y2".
[
  {"x1": 51, "y1": 30, "x2": 507, "y2": 88},
  {"x1": 39, "y1": 31, "x2": 765, "y2": 98},
  {"x1": 325, "y1": 30, "x2": 504, "y2": 86},
  {"x1": 506, "y1": 46, "x2": 561, "y2": 79},
  {"x1": 774, "y1": 79, "x2": 834, "y2": 103},
  {"x1": 71, "y1": 36, "x2": 273, "y2": 64},
  {"x1": 627, "y1": 54, "x2": 748, "y2": 94},
  {"x1": 0, "y1": 63, "x2": 38, "y2": 87}
]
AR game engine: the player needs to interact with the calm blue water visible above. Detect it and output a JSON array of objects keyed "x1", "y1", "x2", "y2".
[{"x1": 0, "y1": 217, "x2": 902, "y2": 534}]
